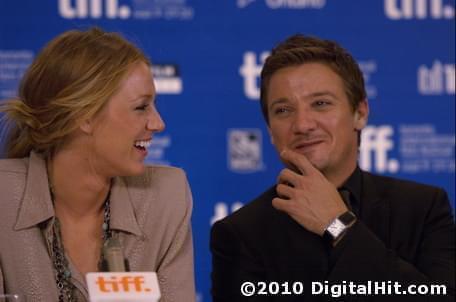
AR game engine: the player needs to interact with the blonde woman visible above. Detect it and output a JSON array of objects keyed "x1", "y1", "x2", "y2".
[{"x1": 0, "y1": 28, "x2": 195, "y2": 302}]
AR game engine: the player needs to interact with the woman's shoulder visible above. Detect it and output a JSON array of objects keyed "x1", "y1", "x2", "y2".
[
  {"x1": 0, "y1": 158, "x2": 29, "y2": 187},
  {"x1": 145, "y1": 164, "x2": 187, "y2": 178},
  {"x1": 121, "y1": 164, "x2": 190, "y2": 203},
  {"x1": 123, "y1": 164, "x2": 188, "y2": 188},
  {"x1": 119, "y1": 165, "x2": 191, "y2": 227},
  {"x1": 0, "y1": 158, "x2": 28, "y2": 209},
  {"x1": 0, "y1": 157, "x2": 28, "y2": 174}
]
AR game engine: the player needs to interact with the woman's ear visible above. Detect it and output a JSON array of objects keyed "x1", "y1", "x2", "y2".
[{"x1": 79, "y1": 119, "x2": 93, "y2": 135}]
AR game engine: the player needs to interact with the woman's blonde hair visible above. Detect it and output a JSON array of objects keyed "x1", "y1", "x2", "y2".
[{"x1": 0, "y1": 27, "x2": 150, "y2": 158}]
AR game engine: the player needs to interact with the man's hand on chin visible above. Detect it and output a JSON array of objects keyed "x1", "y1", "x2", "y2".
[{"x1": 272, "y1": 148, "x2": 348, "y2": 236}]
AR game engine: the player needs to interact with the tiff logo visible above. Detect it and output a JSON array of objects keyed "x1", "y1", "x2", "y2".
[
  {"x1": 359, "y1": 125, "x2": 400, "y2": 173},
  {"x1": 418, "y1": 61, "x2": 455, "y2": 95},
  {"x1": 59, "y1": 0, "x2": 131, "y2": 19},
  {"x1": 385, "y1": 0, "x2": 455, "y2": 19},
  {"x1": 210, "y1": 202, "x2": 244, "y2": 225},
  {"x1": 96, "y1": 276, "x2": 151, "y2": 293},
  {"x1": 239, "y1": 51, "x2": 269, "y2": 100}
]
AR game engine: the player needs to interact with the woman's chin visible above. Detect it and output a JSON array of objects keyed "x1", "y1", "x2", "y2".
[{"x1": 118, "y1": 162, "x2": 147, "y2": 177}]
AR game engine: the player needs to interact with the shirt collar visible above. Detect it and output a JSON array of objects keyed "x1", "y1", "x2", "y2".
[
  {"x1": 15, "y1": 151, "x2": 143, "y2": 237},
  {"x1": 14, "y1": 151, "x2": 54, "y2": 230},
  {"x1": 110, "y1": 177, "x2": 143, "y2": 236},
  {"x1": 339, "y1": 165, "x2": 362, "y2": 207}
]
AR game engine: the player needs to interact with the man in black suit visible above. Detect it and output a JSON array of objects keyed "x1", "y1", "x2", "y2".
[{"x1": 210, "y1": 35, "x2": 455, "y2": 301}]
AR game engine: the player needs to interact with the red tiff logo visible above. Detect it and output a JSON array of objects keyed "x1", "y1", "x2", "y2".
[{"x1": 96, "y1": 276, "x2": 152, "y2": 293}]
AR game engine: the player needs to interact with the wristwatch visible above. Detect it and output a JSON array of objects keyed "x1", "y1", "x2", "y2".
[{"x1": 323, "y1": 211, "x2": 357, "y2": 244}]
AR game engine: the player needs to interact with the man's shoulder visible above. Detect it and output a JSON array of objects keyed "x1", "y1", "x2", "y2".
[
  {"x1": 211, "y1": 185, "x2": 284, "y2": 252},
  {"x1": 363, "y1": 171, "x2": 450, "y2": 210},
  {"x1": 214, "y1": 185, "x2": 277, "y2": 229},
  {"x1": 365, "y1": 171, "x2": 446, "y2": 195}
]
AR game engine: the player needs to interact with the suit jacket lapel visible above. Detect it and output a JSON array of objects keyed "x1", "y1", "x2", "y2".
[
  {"x1": 360, "y1": 171, "x2": 391, "y2": 248},
  {"x1": 267, "y1": 187, "x2": 329, "y2": 277}
]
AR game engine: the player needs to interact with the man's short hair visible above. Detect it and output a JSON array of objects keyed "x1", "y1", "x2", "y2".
[{"x1": 260, "y1": 34, "x2": 367, "y2": 125}]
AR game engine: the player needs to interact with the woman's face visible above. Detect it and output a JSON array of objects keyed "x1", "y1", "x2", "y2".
[{"x1": 87, "y1": 61, "x2": 165, "y2": 177}]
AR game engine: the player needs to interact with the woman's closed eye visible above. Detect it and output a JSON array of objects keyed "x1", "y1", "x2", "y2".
[{"x1": 135, "y1": 104, "x2": 149, "y2": 111}]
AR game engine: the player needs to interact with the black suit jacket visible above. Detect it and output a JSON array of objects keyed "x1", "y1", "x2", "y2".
[{"x1": 210, "y1": 171, "x2": 455, "y2": 301}]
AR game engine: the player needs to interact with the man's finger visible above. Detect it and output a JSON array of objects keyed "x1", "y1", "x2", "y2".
[
  {"x1": 280, "y1": 148, "x2": 314, "y2": 175},
  {"x1": 276, "y1": 183, "x2": 294, "y2": 199},
  {"x1": 272, "y1": 197, "x2": 292, "y2": 213},
  {"x1": 277, "y1": 168, "x2": 300, "y2": 187}
]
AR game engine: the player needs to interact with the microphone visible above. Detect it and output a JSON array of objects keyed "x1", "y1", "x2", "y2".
[
  {"x1": 86, "y1": 236, "x2": 161, "y2": 302},
  {"x1": 103, "y1": 236, "x2": 127, "y2": 272}
]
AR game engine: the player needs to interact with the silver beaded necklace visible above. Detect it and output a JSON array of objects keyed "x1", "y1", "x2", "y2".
[{"x1": 50, "y1": 190, "x2": 112, "y2": 302}]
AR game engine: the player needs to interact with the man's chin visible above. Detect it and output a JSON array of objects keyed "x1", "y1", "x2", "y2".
[
  {"x1": 303, "y1": 157, "x2": 328, "y2": 174},
  {"x1": 306, "y1": 157, "x2": 326, "y2": 171},
  {"x1": 295, "y1": 149, "x2": 323, "y2": 167},
  {"x1": 281, "y1": 156, "x2": 325, "y2": 174}
]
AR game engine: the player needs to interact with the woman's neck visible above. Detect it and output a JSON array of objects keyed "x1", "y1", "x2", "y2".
[{"x1": 47, "y1": 148, "x2": 111, "y2": 221}]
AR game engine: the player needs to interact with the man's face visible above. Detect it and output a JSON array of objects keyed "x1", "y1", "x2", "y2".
[{"x1": 266, "y1": 62, "x2": 368, "y2": 181}]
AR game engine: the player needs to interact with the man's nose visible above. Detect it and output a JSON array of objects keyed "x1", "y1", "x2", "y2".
[{"x1": 292, "y1": 107, "x2": 317, "y2": 133}]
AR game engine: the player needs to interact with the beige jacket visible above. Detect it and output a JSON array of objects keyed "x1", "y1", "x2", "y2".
[{"x1": 0, "y1": 152, "x2": 195, "y2": 302}]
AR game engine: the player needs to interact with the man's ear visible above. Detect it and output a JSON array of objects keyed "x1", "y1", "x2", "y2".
[{"x1": 354, "y1": 99, "x2": 369, "y2": 130}]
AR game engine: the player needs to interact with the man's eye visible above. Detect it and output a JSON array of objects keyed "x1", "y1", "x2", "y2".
[
  {"x1": 274, "y1": 107, "x2": 289, "y2": 115},
  {"x1": 314, "y1": 100, "x2": 330, "y2": 107}
]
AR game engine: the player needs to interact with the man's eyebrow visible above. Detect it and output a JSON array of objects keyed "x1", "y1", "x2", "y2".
[
  {"x1": 268, "y1": 98, "x2": 289, "y2": 109},
  {"x1": 309, "y1": 91, "x2": 338, "y2": 99},
  {"x1": 268, "y1": 90, "x2": 339, "y2": 109}
]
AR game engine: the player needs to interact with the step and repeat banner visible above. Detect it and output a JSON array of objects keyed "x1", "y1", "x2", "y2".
[{"x1": 1, "y1": 1, "x2": 454, "y2": 301}]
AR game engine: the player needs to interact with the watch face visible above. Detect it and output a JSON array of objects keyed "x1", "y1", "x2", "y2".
[
  {"x1": 327, "y1": 219, "x2": 346, "y2": 238},
  {"x1": 339, "y1": 211, "x2": 357, "y2": 225}
]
